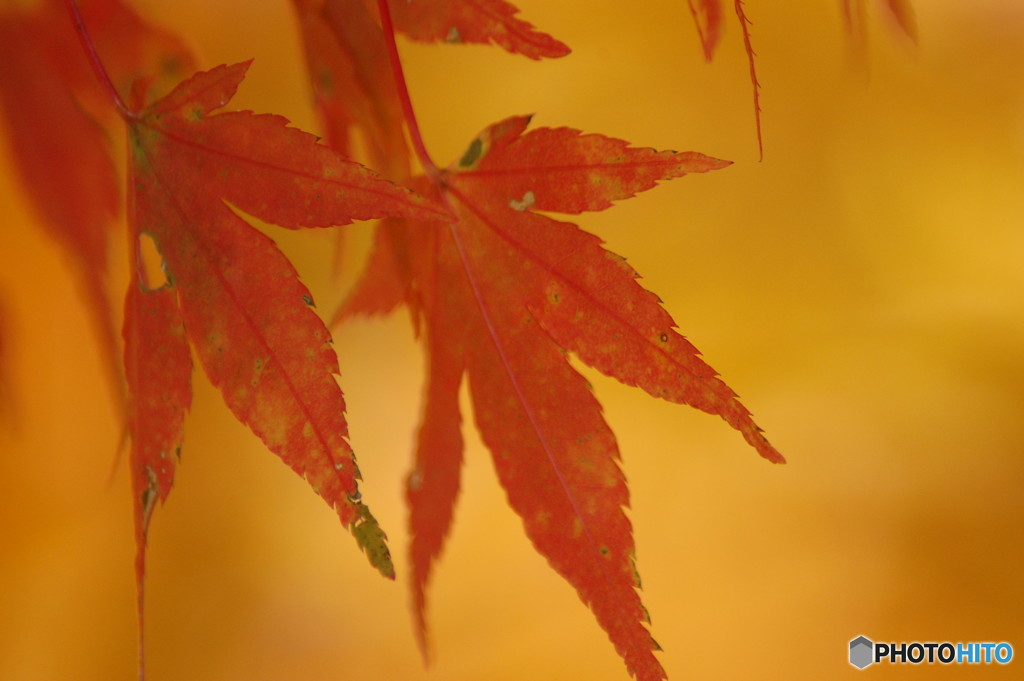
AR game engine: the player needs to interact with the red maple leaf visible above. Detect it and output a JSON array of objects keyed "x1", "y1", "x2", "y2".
[
  {"x1": 341, "y1": 115, "x2": 784, "y2": 681},
  {"x1": 121, "y1": 60, "x2": 450, "y2": 657}
]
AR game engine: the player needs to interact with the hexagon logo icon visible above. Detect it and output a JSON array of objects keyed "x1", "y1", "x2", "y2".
[{"x1": 850, "y1": 636, "x2": 874, "y2": 669}]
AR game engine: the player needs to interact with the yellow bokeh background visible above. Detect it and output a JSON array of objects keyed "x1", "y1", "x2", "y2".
[{"x1": 2, "y1": 1, "x2": 1022, "y2": 679}]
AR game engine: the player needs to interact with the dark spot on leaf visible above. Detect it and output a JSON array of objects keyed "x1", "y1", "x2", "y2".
[
  {"x1": 509, "y1": 190, "x2": 535, "y2": 211},
  {"x1": 659, "y1": 333, "x2": 669, "y2": 343},
  {"x1": 302, "y1": 295, "x2": 314, "y2": 307},
  {"x1": 459, "y1": 137, "x2": 483, "y2": 168},
  {"x1": 316, "y1": 68, "x2": 333, "y2": 93}
]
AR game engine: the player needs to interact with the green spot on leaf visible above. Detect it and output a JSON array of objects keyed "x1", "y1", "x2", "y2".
[{"x1": 459, "y1": 137, "x2": 483, "y2": 168}]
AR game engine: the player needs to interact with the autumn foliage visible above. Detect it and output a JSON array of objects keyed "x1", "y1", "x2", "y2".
[{"x1": 0, "y1": 0, "x2": 923, "y2": 678}]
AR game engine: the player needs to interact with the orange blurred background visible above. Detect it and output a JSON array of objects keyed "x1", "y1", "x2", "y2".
[{"x1": 2, "y1": 1, "x2": 1022, "y2": 679}]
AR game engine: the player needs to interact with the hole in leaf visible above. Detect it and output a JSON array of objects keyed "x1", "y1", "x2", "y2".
[{"x1": 138, "y1": 232, "x2": 169, "y2": 290}]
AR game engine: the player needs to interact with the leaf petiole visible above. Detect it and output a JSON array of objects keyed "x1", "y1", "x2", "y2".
[
  {"x1": 377, "y1": 0, "x2": 440, "y2": 180},
  {"x1": 63, "y1": 0, "x2": 139, "y2": 121}
]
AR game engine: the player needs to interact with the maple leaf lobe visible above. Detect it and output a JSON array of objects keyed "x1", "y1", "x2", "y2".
[
  {"x1": 451, "y1": 115, "x2": 731, "y2": 215},
  {"x1": 389, "y1": 0, "x2": 570, "y2": 60}
]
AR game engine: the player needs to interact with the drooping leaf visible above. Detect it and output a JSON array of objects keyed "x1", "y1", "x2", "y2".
[
  {"x1": 123, "y1": 267, "x2": 191, "y2": 662},
  {"x1": 682, "y1": 0, "x2": 763, "y2": 158},
  {"x1": 292, "y1": 0, "x2": 416, "y2": 274},
  {"x1": 292, "y1": 0, "x2": 410, "y2": 176},
  {"x1": 732, "y1": 1, "x2": 763, "y2": 159},
  {"x1": 344, "y1": 115, "x2": 782, "y2": 680},
  {"x1": 0, "y1": 0, "x2": 194, "y2": 401},
  {"x1": 406, "y1": 285, "x2": 465, "y2": 657},
  {"x1": 842, "y1": 0, "x2": 918, "y2": 44},
  {"x1": 124, "y1": 60, "x2": 450, "y2": 598},
  {"x1": 882, "y1": 0, "x2": 917, "y2": 41},
  {"x1": 386, "y1": 0, "x2": 570, "y2": 59},
  {"x1": 686, "y1": 0, "x2": 723, "y2": 60}
]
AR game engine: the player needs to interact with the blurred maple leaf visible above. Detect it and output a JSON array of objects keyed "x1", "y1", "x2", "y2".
[
  {"x1": 0, "y1": 0, "x2": 193, "y2": 399},
  {"x1": 685, "y1": 0, "x2": 916, "y2": 157},
  {"x1": 842, "y1": 0, "x2": 918, "y2": 44}
]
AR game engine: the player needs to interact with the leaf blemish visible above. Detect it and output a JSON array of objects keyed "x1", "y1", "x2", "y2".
[
  {"x1": 140, "y1": 466, "x2": 159, "y2": 531},
  {"x1": 408, "y1": 468, "x2": 423, "y2": 491},
  {"x1": 459, "y1": 137, "x2": 483, "y2": 168},
  {"x1": 251, "y1": 357, "x2": 267, "y2": 386},
  {"x1": 509, "y1": 190, "x2": 535, "y2": 212}
]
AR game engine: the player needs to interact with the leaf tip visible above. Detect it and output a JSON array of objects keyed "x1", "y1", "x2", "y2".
[
  {"x1": 350, "y1": 502, "x2": 396, "y2": 579},
  {"x1": 753, "y1": 431, "x2": 786, "y2": 464}
]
